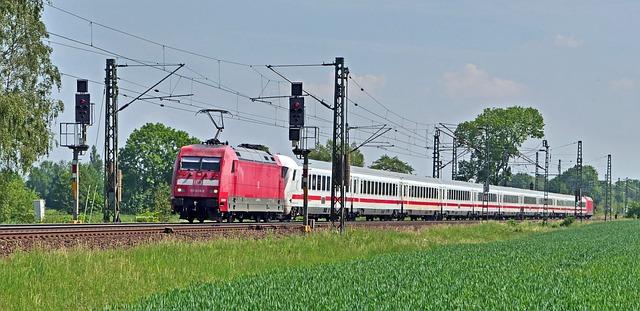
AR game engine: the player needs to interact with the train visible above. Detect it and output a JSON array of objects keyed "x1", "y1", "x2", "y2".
[{"x1": 171, "y1": 143, "x2": 593, "y2": 223}]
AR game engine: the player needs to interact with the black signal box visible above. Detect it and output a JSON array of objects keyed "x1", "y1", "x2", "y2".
[
  {"x1": 75, "y1": 93, "x2": 91, "y2": 124},
  {"x1": 289, "y1": 97, "x2": 305, "y2": 128}
]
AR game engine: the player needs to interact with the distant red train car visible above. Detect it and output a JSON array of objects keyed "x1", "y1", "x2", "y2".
[{"x1": 171, "y1": 143, "x2": 287, "y2": 223}]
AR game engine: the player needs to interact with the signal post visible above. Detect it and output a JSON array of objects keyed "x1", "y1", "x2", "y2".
[
  {"x1": 288, "y1": 82, "x2": 318, "y2": 230},
  {"x1": 60, "y1": 79, "x2": 93, "y2": 222}
]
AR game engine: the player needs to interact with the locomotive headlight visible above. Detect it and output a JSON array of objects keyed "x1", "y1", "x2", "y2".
[
  {"x1": 213, "y1": 188, "x2": 219, "y2": 194},
  {"x1": 177, "y1": 187, "x2": 184, "y2": 193}
]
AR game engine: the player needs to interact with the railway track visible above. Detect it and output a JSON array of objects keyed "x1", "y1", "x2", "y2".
[
  {"x1": 0, "y1": 222, "x2": 307, "y2": 240},
  {"x1": 0, "y1": 219, "x2": 492, "y2": 241}
]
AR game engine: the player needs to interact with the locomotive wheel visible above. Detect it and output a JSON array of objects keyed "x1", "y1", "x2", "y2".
[{"x1": 187, "y1": 217, "x2": 195, "y2": 224}]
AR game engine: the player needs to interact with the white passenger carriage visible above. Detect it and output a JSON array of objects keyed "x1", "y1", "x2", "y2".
[{"x1": 285, "y1": 159, "x2": 593, "y2": 220}]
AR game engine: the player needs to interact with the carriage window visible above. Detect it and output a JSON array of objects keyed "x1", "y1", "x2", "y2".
[
  {"x1": 310, "y1": 175, "x2": 316, "y2": 190},
  {"x1": 321, "y1": 176, "x2": 327, "y2": 191},
  {"x1": 316, "y1": 175, "x2": 322, "y2": 191},
  {"x1": 292, "y1": 170, "x2": 297, "y2": 181}
]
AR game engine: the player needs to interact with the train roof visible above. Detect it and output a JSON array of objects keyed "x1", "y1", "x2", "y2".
[
  {"x1": 305, "y1": 159, "x2": 575, "y2": 199},
  {"x1": 181, "y1": 144, "x2": 277, "y2": 164},
  {"x1": 233, "y1": 146, "x2": 277, "y2": 163}
]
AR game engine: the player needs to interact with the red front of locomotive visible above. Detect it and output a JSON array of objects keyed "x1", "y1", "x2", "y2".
[{"x1": 171, "y1": 144, "x2": 235, "y2": 222}]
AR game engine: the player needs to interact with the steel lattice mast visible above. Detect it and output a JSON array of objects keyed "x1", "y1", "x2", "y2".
[
  {"x1": 330, "y1": 57, "x2": 348, "y2": 234},
  {"x1": 104, "y1": 59, "x2": 120, "y2": 222}
]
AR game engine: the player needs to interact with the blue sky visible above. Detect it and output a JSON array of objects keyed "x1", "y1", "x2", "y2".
[{"x1": 42, "y1": 1, "x2": 640, "y2": 180}]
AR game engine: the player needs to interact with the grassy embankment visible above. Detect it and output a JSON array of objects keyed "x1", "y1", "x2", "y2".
[
  {"x1": 120, "y1": 220, "x2": 640, "y2": 310},
  {"x1": 0, "y1": 221, "x2": 552, "y2": 310}
]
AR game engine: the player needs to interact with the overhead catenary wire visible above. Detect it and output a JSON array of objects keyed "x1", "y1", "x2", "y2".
[{"x1": 45, "y1": 6, "x2": 477, "y2": 170}]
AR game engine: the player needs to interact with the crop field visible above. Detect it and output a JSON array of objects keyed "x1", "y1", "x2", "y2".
[
  {"x1": 0, "y1": 221, "x2": 550, "y2": 310},
  {"x1": 117, "y1": 221, "x2": 640, "y2": 310}
]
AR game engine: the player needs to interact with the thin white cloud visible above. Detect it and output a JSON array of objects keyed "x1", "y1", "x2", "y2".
[
  {"x1": 609, "y1": 78, "x2": 639, "y2": 91},
  {"x1": 350, "y1": 73, "x2": 386, "y2": 93},
  {"x1": 442, "y1": 64, "x2": 525, "y2": 100},
  {"x1": 554, "y1": 34, "x2": 583, "y2": 48}
]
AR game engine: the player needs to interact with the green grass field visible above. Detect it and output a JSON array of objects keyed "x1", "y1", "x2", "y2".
[
  {"x1": 0, "y1": 221, "x2": 550, "y2": 310},
  {"x1": 117, "y1": 221, "x2": 640, "y2": 310}
]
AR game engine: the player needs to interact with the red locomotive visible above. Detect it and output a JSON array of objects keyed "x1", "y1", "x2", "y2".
[{"x1": 171, "y1": 143, "x2": 287, "y2": 223}]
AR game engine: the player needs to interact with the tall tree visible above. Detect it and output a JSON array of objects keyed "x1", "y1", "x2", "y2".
[
  {"x1": 506, "y1": 172, "x2": 535, "y2": 190},
  {"x1": 119, "y1": 123, "x2": 199, "y2": 214},
  {"x1": 0, "y1": 170, "x2": 36, "y2": 223},
  {"x1": 0, "y1": 0, "x2": 63, "y2": 172},
  {"x1": 369, "y1": 154, "x2": 414, "y2": 174},
  {"x1": 27, "y1": 151, "x2": 104, "y2": 214},
  {"x1": 548, "y1": 165, "x2": 602, "y2": 204},
  {"x1": 308, "y1": 139, "x2": 365, "y2": 167},
  {"x1": 455, "y1": 106, "x2": 544, "y2": 185}
]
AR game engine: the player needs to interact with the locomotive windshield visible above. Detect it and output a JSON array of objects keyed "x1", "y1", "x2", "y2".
[
  {"x1": 180, "y1": 156, "x2": 221, "y2": 171},
  {"x1": 201, "y1": 157, "x2": 221, "y2": 171}
]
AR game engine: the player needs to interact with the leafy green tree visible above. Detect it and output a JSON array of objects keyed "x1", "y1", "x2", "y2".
[
  {"x1": 626, "y1": 201, "x2": 640, "y2": 219},
  {"x1": 119, "y1": 123, "x2": 199, "y2": 214},
  {"x1": 27, "y1": 154, "x2": 104, "y2": 215},
  {"x1": 152, "y1": 182, "x2": 172, "y2": 222},
  {"x1": 27, "y1": 160, "x2": 70, "y2": 210},
  {"x1": 308, "y1": 139, "x2": 365, "y2": 167},
  {"x1": 369, "y1": 154, "x2": 414, "y2": 174},
  {"x1": 548, "y1": 165, "x2": 602, "y2": 204},
  {"x1": 455, "y1": 107, "x2": 544, "y2": 185},
  {"x1": 506, "y1": 172, "x2": 534, "y2": 190},
  {"x1": 0, "y1": 170, "x2": 36, "y2": 223},
  {"x1": 0, "y1": 0, "x2": 63, "y2": 172}
]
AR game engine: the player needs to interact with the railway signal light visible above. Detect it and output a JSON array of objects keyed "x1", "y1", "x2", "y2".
[
  {"x1": 289, "y1": 97, "x2": 305, "y2": 128},
  {"x1": 75, "y1": 93, "x2": 91, "y2": 124}
]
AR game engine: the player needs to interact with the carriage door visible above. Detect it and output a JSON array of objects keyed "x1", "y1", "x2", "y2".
[{"x1": 349, "y1": 177, "x2": 358, "y2": 213}]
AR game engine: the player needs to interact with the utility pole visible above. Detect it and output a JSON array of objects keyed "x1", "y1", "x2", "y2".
[
  {"x1": 432, "y1": 127, "x2": 440, "y2": 178},
  {"x1": 330, "y1": 57, "x2": 348, "y2": 234},
  {"x1": 543, "y1": 140, "x2": 549, "y2": 218},
  {"x1": 605, "y1": 154, "x2": 612, "y2": 221},
  {"x1": 624, "y1": 177, "x2": 629, "y2": 214},
  {"x1": 574, "y1": 141, "x2": 583, "y2": 219},
  {"x1": 104, "y1": 59, "x2": 120, "y2": 222},
  {"x1": 482, "y1": 128, "x2": 490, "y2": 220},
  {"x1": 535, "y1": 152, "x2": 539, "y2": 191},
  {"x1": 451, "y1": 138, "x2": 458, "y2": 180},
  {"x1": 558, "y1": 159, "x2": 561, "y2": 176}
]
